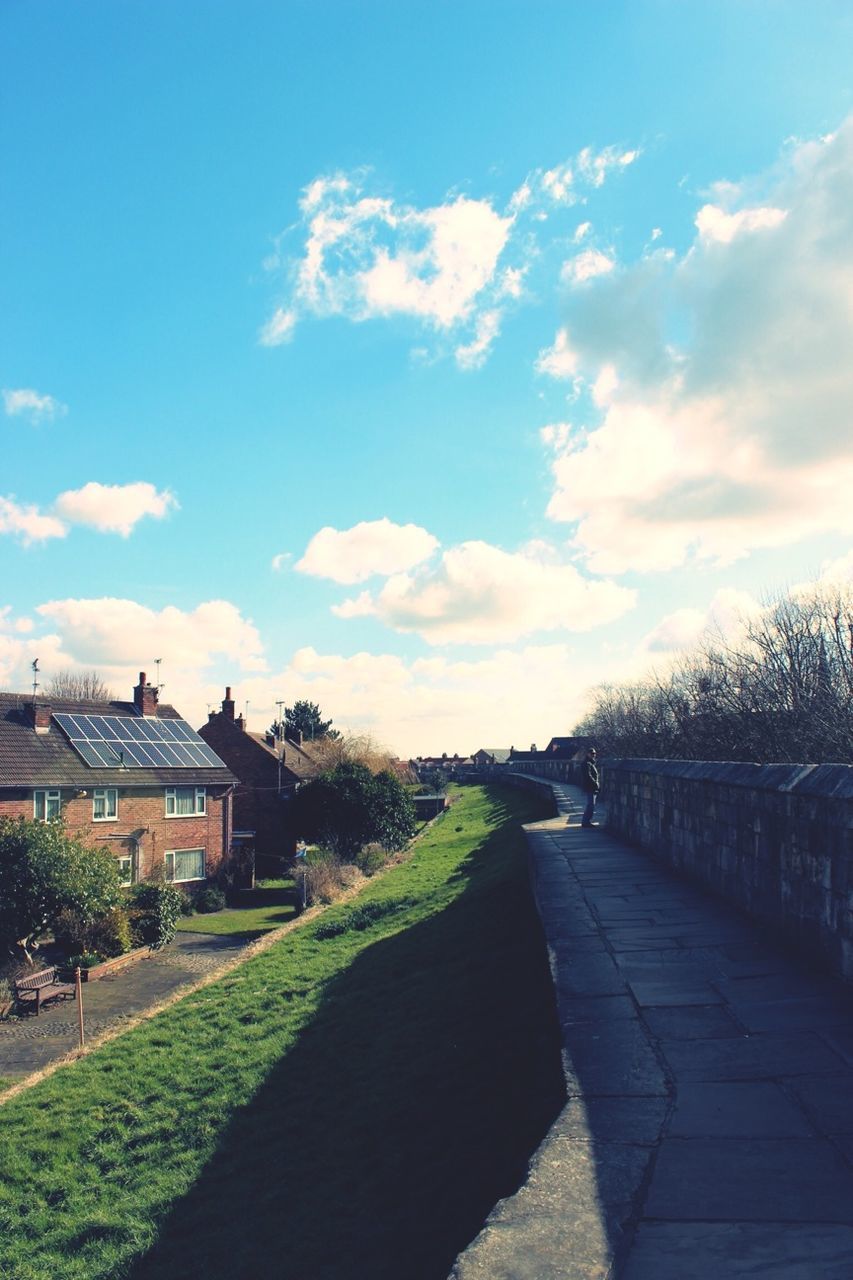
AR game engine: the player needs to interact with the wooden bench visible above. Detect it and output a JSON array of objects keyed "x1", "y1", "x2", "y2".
[{"x1": 13, "y1": 966, "x2": 76, "y2": 1015}]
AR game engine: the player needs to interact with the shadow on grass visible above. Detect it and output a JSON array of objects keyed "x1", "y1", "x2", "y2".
[{"x1": 127, "y1": 796, "x2": 565, "y2": 1280}]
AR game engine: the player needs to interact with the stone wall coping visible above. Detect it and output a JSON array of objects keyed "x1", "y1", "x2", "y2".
[{"x1": 602, "y1": 757, "x2": 853, "y2": 799}]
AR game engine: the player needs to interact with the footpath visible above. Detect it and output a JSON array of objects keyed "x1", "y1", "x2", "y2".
[
  {"x1": 452, "y1": 780, "x2": 853, "y2": 1280},
  {"x1": 0, "y1": 931, "x2": 249, "y2": 1079}
]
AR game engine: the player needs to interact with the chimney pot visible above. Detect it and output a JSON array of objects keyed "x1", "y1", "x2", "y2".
[{"x1": 32, "y1": 701, "x2": 52, "y2": 733}]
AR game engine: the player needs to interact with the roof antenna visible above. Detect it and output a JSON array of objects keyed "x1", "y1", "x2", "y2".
[
  {"x1": 244, "y1": 700, "x2": 250, "y2": 724},
  {"x1": 275, "y1": 699, "x2": 285, "y2": 738},
  {"x1": 31, "y1": 658, "x2": 40, "y2": 701},
  {"x1": 154, "y1": 658, "x2": 164, "y2": 692}
]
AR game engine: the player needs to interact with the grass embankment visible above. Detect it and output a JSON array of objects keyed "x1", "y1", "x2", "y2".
[
  {"x1": 0, "y1": 785, "x2": 565, "y2": 1280},
  {"x1": 176, "y1": 882, "x2": 297, "y2": 937}
]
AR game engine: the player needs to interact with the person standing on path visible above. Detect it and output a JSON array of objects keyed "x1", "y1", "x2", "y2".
[{"x1": 580, "y1": 747, "x2": 600, "y2": 828}]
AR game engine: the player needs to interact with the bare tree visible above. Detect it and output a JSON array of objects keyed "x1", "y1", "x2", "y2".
[
  {"x1": 45, "y1": 670, "x2": 115, "y2": 701},
  {"x1": 305, "y1": 731, "x2": 398, "y2": 775},
  {"x1": 575, "y1": 583, "x2": 853, "y2": 765}
]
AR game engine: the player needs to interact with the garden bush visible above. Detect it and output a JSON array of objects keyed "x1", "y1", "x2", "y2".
[
  {"x1": 195, "y1": 886, "x2": 227, "y2": 914},
  {"x1": 128, "y1": 882, "x2": 186, "y2": 949},
  {"x1": 356, "y1": 844, "x2": 388, "y2": 877}
]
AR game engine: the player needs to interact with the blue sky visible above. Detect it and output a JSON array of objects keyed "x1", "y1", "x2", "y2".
[{"x1": 3, "y1": 0, "x2": 853, "y2": 755}]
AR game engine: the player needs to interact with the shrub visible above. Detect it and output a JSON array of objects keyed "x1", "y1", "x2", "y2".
[
  {"x1": 128, "y1": 882, "x2": 186, "y2": 949},
  {"x1": 356, "y1": 845, "x2": 388, "y2": 877},
  {"x1": 66, "y1": 952, "x2": 102, "y2": 970},
  {"x1": 298, "y1": 856, "x2": 356, "y2": 907},
  {"x1": 195, "y1": 886, "x2": 226, "y2": 914},
  {"x1": 87, "y1": 907, "x2": 133, "y2": 958}
]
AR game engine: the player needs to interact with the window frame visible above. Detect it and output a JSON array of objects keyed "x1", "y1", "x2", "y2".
[
  {"x1": 93, "y1": 787, "x2": 118, "y2": 822},
  {"x1": 117, "y1": 854, "x2": 134, "y2": 887},
  {"x1": 164, "y1": 786, "x2": 206, "y2": 817},
  {"x1": 34, "y1": 789, "x2": 61, "y2": 822},
  {"x1": 164, "y1": 847, "x2": 206, "y2": 883}
]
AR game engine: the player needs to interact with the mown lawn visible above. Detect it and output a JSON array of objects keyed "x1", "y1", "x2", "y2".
[
  {"x1": 176, "y1": 882, "x2": 297, "y2": 938},
  {"x1": 0, "y1": 785, "x2": 565, "y2": 1280}
]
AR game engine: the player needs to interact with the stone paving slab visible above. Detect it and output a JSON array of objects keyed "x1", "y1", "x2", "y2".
[{"x1": 451, "y1": 778, "x2": 853, "y2": 1279}]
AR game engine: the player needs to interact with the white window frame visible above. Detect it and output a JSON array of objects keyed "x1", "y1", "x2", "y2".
[
  {"x1": 165, "y1": 786, "x2": 206, "y2": 817},
  {"x1": 93, "y1": 788, "x2": 118, "y2": 822},
  {"x1": 164, "y1": 848, "x2": 206, "y2": 883},
  {"x1": 34, "y1": 789, "x2": 61, "y2": 822},
  {"x1": 117, "y1": 853, "x2": 134, "y2": 887}
]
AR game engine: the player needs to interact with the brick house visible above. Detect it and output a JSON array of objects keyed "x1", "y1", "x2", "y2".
[
  {"x1": 0, "y1": 673, "x2": 236, "y2": 891},
  {"x1": 199, "y1": 688, "x2": 323, "y2": 873}
]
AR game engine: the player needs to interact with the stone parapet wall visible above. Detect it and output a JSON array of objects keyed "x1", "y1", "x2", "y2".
[
  {"x1": 500, "y1": 771, "x2": 559, "y2": 816},
  {"x1": 602, "y1": 758, "x2": 853, "y2": 981}
]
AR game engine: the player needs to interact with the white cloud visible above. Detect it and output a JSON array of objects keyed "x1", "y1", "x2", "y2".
[
  {"x1": 576, "y1": 145, "x2": 640, "y2": 188},
  {"x1": 258, "y1": 307, "x2": 297, "y2": 347},
  {"x1": 296, "y1": 517, "x2": 439, "y2": 585},
  {"x1": 544, "y1": 120, "x2": 853, "y2": 573},
  {"x1": 640, "y1": 587, "x2": 762, "y2": 654},
  {"x1": 694, "y1": 203, "x2": 787, "y2": 245},
  {"x1": 818, "y1": 548, "x2": 853, "y2": 583},
  {"x1": 3, "y1": 387, "x2": 67, "y2": 423},
  {"x1": 271, "y1": 552, "x2": 292, "y2": 572},
  {"x1": 573, "y1": 221, "x2": 592, "y2": 243},
  {"x1": 262, "y1": 144, "x2": 638, "y2": 367},
  {"x1": 540, "y1": 422, "x2": 572, "y2": 451},
  {"x1": 455, "y1": 309, "x2": 502, "y2": 370},
  {"x1": 55, "y1": 482, "x2": 177, "y2": 537},
  {"x1": 226, "y1": 642, "x2": 606, "y2": 758},
  {"x1": 264, "y1": 174, "x2": 516, "y2": 366},
  {"x1": 0, "y1": 497, "x2": 67, "y2": 544},
  {"x1": 36, "y1": 597, "x2": 266, "y2": 673},
  {"x1": 561, "y1": 248, "x2": 615, "y2": 285},
  {"x1": 332, "y1": 539, "x2": 635, "y2": 645},
  {"x1": 535, "y1": 327, "x2": 580, "y2": 379}
]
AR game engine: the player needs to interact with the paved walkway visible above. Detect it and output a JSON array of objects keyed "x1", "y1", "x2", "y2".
[
  {"x1": 453, "y1": 782, "x2": 853, "y2": 1279},
  {"x1": 0, "y1": 931, "x2": 249, "y2": 1079}
]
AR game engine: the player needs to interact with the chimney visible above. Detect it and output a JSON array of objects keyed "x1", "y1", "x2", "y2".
[
  {"x1": 221, "y1": 686, "x2": 235, "y2": 721},
  {"x1": 32, "y1": 700, "x2": 52, "y2": 733},
  {"x1": 287, "y1": 728, "x2": 302, "y2": 746},
  {"x1": 235, "y1": 714, "x2": 246, "y2": 731},
  {"x1": 265, "y1": 731, "x2": 276, "y2": 747},
  {"x1": 133, "y1": 672, "x2": 159, "y2": 717}
]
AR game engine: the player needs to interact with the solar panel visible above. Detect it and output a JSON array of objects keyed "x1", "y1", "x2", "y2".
[{"x1": 54, "y1": 713, "x2": 226, "y2": 770}]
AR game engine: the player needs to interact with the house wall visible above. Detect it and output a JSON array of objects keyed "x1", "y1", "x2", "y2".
[
  {"x1": 602, "y1": 758, "x2": 853, "y2": 982},
  {"x1": 200, "y1": 719, "x2": 296, "y2": 866},
  {"x1": 0, "y1": 787, "x2": 231, "y2": 887}
]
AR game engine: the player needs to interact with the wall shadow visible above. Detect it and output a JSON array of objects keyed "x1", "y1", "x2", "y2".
[{"x1": 125, "y1": 796, "x2": 566, "y2": 1280}]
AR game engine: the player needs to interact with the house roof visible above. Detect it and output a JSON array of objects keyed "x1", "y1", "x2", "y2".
[
  {"x1": 244, "y1": 731, "x2": 323, "y2": 780},
  {"x1": 474, "y1": 747, "x2": 512, "y2": 763},
  {"x1": 0, "y1": 692, "x2": 236, "y2": 788}
]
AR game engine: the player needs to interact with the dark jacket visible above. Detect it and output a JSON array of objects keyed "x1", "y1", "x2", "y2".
[{"x1": 581, "y1": 759, "x2": 600, "y2": 794}]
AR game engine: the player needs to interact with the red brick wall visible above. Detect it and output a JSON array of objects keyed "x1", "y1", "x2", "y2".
[
  {"x1": 0, "y1": 786, "x2": 231, "y2": 886},
  {"x1": 200, "y1": 718, "x2": 297, "y2": 863}
]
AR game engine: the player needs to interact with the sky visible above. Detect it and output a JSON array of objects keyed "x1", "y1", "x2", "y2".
[{"x1": 2, "y1": 0, "x2": 853, "y2": 758}]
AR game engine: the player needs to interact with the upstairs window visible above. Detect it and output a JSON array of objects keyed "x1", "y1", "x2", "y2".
[
  {"x1": 93, "y1": 788, "x2": 118, "y2": 821},
  {"x1": 34, "y1": 789, "x2": 61, "y2": 822},
  {"x1": 165, "y1": 786, "x2": 206, "y2": 817}
]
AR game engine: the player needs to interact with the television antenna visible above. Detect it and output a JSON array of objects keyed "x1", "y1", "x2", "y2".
[{"x1": 31, "y1": 658, "x2": 40, "y2": 701}]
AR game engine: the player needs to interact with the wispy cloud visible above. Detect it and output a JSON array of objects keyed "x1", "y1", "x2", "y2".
[{"x1": 3, "y1": 387, "x2": 67, "y2": 424}]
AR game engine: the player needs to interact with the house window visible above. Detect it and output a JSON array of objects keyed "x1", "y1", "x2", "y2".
[
  {"x1": 165, "y1": 786, "x2": 206, "y2": 817},
  {"x1": 34, "y1": 789, "x2": 61, "y2": 822},
  {"x1": 165, "y1": 848, "x2": 205, "y2": 883},
  {"x1": 93, "y1": 788, "x2": 118, "y2": 821},
  {"x1": 117, "y1": 854, "x2": 133, "y2": 887}
]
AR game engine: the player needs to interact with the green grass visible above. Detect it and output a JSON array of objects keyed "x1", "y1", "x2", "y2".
[
  {"x1": 175, "y1": 883, "x2": 297, "y2": 938},
  {"x1": 0, "y1": 785, "x2": 565, "y2": 1280}
]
